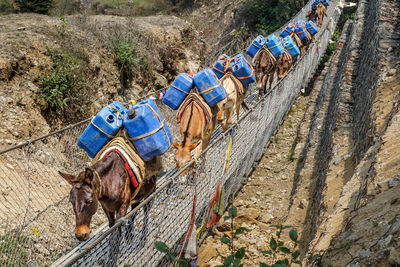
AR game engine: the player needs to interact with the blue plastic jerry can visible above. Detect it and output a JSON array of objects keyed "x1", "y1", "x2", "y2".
[
  {"x1": 306, "y1": 20, "x2": 319, "y2": 36},
  {"x1": 246, "y1": 35, "x2": 266, "y2": 58},
  {"x1": 211, "y1": 54, "x2": 230, "y2": 79},
  {"x1": 77, "y1": 101, "x2": 127, "y2": 158},
  {"x1": 193, "y1": 68, "x2": 227, "y2": 107},
  {"x1": 265, "y1": 34, "x2": 285, "y2": 58},
  {"x1": 280, "y1": 23, "x2": 295, "y2": 38},
  {"x1": 231, "y1": 54, "x2": 256, "y2": 86},
  {"x1": 124, "y1": 99, "x2": 173, "y2": 161},
  {"x1": 283, "y1": 36, "x2": 300, "y2": 58},
  {"x1": 163, "y1": 73, "x2": 194, "y2": 110},
  {"x1": 295, "y1": 21, "x2": 308, "y2": 41}
]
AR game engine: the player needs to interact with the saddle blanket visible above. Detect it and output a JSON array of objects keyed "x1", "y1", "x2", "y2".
[
  {"x1": 221, "y1": 72, "x2": 245, "y2": 96},
  {"x1": 96, "y1": 137, "x2": 145, "y2": 187},
  {"x1": 176, "y1": 93, "x2": 212, "y2": 124}
]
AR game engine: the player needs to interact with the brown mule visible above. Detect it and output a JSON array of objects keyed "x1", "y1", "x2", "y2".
[
  {"x1": 316, "y1": 3, "x2": 327, "y2": 27},
  {"x1": 217, "y1": 72, "x2": 248, "y2": 131},
  {"x1": 253, "y1": 48, "x2": 279, "y2": 96},
  {"x1": 173, "y1": 93, "x2": 218, "y2": 171},
  {"x1": 291, "y1": 32, "x2": 312, "y2": 57},
  {"x1": 276, "y1": 49, "x2": 293, "y2": 79},
  {"x1": 59, "y1": 153, "x2": 161, "y2": 241}
]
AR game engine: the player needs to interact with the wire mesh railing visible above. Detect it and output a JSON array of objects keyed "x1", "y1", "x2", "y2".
[{"x1": 0, "y1": 2, "x2": 341, "y2": 266}]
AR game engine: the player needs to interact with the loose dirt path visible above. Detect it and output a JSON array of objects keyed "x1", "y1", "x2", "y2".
[{"x1": 198, "y1": 94, "x2": 309, "y2": 266}]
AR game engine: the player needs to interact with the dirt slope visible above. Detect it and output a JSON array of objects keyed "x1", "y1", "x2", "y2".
[{"x1": 0, "y1": 13, "x2": 204, "y2": 150}]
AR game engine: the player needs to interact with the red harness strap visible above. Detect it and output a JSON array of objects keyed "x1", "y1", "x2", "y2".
[{"x1": 105, "y1": 149, "x2": 139, "y2": 187}]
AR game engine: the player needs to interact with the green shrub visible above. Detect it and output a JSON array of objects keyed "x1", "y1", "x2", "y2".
[
  {"x1": 0, "y1": 0, "x2": 14, "y2": 14},
  {"x1": 259, "y1": 224, "x2": 302, "y2": 267},
  {"x1": 246, "y1": 0, "x2": 303, "y2": 34},
  {"x1": 39, "y1": 49, "x2": 88, "y2": 115},
  {"x1": 51, "y1": 0, "x2": 81, "y2": 15},
  {"x1": 217, "y1": 205, "x2": 247, "y2": 267},
  {"x1": 15, "y1": 0, "x2": 53, "y2": 14},
  {"x1": 110, "y1": 33, "x2": 145, "y2": 88}
]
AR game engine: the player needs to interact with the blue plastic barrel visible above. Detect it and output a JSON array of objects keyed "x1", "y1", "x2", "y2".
[
  {"x1": 246, "y1": 35, "x2": 266, "y2": 58},
  {"x1": 212, "y1": 54, "x2": 230, "y2": 79},
  {"x1": 306, "y1": 21, "x2": 319, "y2": 36},
  {"x1": 282, "y1": 36, "x2": 300, "y2": 58},
  {"x1": 280, "y1": 23, "x2": 295, "y2": 38},
  {"x1": 163, "y1": 73, "x2": 193, "y2": 110},
  {"x1": 231, "y1": 53, "x2": 256, "y2": 86},
  {"x1": 312, "y1": 0, "x2": 320, "y2": 6},
  {"x1": 295, "y1": 21, "x2": 308, "y2": 41},
  {"x1": 77, "y1": 101, "x2": 127, "y2": 158},
  {"x1": 193, "y1": 68, "x2": 227, "y2": 107},
  {"x1": 124, "y1": 99, "x2": 173, "y2": 161},
  {"x1": 321, "y1": 0, "x2": 330, "y2": 6},
  {"x1": 265, "y1": 34, "x2": 285, "y2": 58}
]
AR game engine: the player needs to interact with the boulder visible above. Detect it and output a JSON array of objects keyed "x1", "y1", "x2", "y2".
[{"x1": 198, "y1": 245, "x2": 217, "y2": 267}]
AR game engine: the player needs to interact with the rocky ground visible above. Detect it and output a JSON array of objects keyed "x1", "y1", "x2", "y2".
[
  {"x1": 199, "y1": 0, "x2": 400, "y2": 265},
  {"x1": 199, "y1": 94, "x2": 309, "y2": 266}
]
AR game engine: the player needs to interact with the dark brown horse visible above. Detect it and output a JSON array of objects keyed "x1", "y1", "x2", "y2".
[
  {"x1": 59, "y1": 152, "x2": 161, "y2": 241},
  {"x1": 253, "y1": 48, "x2": 280, "y2": 96}
]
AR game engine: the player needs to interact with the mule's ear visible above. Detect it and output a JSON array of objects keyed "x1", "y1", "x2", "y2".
[
  {"x1": 84, "y1": 168, "x2": 94, "y2": 185},
  {"x1": 58, "y1": 171, "x2": 76, "y2": 185},
  {"x1": 172, "y1": 141, "x2": 180, "y2": 149},
  {"x1": 189, "y1": 142, "x2": 200, "y2": 151}
]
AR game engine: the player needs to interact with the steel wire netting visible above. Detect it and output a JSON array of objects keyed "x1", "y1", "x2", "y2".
[{"x1": 0, "y1": 2, "x2": 340, "y2": 266}]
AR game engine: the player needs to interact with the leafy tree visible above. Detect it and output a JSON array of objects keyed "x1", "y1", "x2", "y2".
[
  {"x1": 0, "y1": 0, "x2": 14, "y2": 14},
  {"x1": 15, "y1": 0, "x2": 53, "y2": 14},
  {"x1": 245, "y1": 0, "x2": 304, "y2": 34}
]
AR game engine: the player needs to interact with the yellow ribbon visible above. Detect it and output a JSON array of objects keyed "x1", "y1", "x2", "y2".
[{"x1": 224, "y1": 128, "x2": 233, "y2": 174}]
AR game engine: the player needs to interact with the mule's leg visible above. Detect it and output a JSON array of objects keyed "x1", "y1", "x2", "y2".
[
  {"x1": 236, "y1": 99, "x2": 241, "y2": 122},
  {"x1": 116, "y1": 203, "x2": 129, "y2": 222},
  {"x1": 194, "y1": 140, "x2": 203, "y2": 158},
  {"x1": 278, "y1": 63, "x2": 283, "y2": 79},
  {"x1": 268, "y1": 70, "x2": 275, "y2": 92},
  {"x1": 237, "y1": 95, "x2": 246, "y2": 122},
  {"x1": 100, "y1": 202, "x2": 116, "y2": 228},
  {"x1": 203, "y1": 114, "x2": 217, "y2": 150},
  {"x1": 106, "y1": 218, "x2": 122, "y2": 266},
  {"x1": 226, "y1": 102, "x2": 235, "y2": 128},
  {"x1": 124, "y1": 202, "x2": 140, "y2": 242},
  {"x1": 222, "y1": 102, "x2": 230, "y2": 131},
  {"x1": 106, "y1": 211, "x2": 116, "y2": 228},
  {"x1": 262, "y1": 72, "x2": 269, "y2": 95},
  {"x1": 241, "y1": 99, "x2": 250, "y2": 111},
  {"x1": 138, "y1": 198, "x2": 153, "y2": 249}
]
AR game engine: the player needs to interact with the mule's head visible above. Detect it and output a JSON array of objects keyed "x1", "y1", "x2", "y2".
[
  {"x1": 59, "y1": 168, "x2": 99, "y2": 241},
  {"x1": 255, "y1": 66, "x2": 267, "y2": 95},
  {"x1": 254, "y1": 51, "x2": 270, "y2": 95},
  {"x1": 172, "y1": 141, "x2": 199, "y2": 171},
  {"x1": 217, "y1": 99, "x2": 227, "y2": 122}
]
